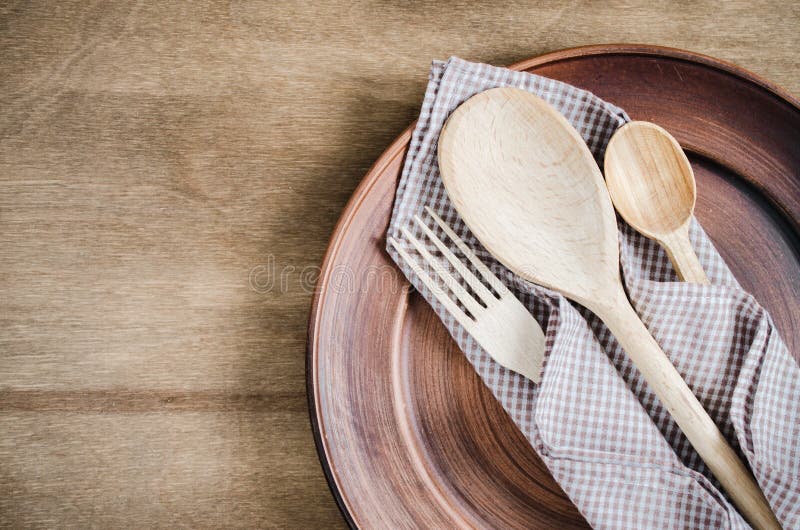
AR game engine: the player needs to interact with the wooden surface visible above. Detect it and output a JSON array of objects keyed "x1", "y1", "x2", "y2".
[
  {"x1": 309, "y1": 48, "x2": 800, "y2": 528},
  {"x1": 0, "y1": 2, "x2": 798, "y2": 528}
]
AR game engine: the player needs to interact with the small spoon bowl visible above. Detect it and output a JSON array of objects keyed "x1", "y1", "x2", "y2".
[{"x1": 604, "y1": 121, "x2": 708, "y2": 283}]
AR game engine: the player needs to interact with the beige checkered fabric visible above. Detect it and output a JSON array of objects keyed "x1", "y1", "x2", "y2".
[{"x1": 386, "y1": 57, "x2": 799, "y2": 529}]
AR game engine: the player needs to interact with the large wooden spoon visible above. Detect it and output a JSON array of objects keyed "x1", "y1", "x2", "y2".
[
  {"x1": 437, "y1": 87, "x2": 779, "y2": 530},
  {"x1": 604, "y1": 121, "x2": 709, "y2": 283}
]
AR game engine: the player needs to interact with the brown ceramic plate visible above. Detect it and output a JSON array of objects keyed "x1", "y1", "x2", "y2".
[{"x1": 307, "y1": 45, "x2": 800, "y2": 528}]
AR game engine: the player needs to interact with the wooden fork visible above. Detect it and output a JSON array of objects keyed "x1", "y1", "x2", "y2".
[{"x1": 388, "y1": 207, "x2": 546, "y2": 383}]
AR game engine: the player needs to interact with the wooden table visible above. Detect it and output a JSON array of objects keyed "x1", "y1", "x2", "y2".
[{"x1": 1, "y1": 2, "x2": 797, "y2": 527}]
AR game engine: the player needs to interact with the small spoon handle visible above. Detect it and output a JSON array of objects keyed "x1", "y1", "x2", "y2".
[
  {"x1": 660, "y1": 226, "x2": 710, "y2": 284},
  {"x1": 596, "y1": 289, "x2": 781, "y2": 530}
]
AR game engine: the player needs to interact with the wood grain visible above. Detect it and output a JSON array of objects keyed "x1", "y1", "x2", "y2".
[
  {"x1": 605, "y1": 121, "x2": 710, "y2": 284},
  {"x1": 1, "y1": 1, "x2": 798, "y2": 528}
]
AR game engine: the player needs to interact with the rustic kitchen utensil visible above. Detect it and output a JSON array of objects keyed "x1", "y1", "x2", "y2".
[
  {"x1": 437, "y1": 87, "x2": 780, "y2": 530},
  {"x1": 604, "y1": 121, "x2": 709, "y2": 283},
  {"x1": 389, "y1": 207, "x2": 546, "y2": 383},
  {"x1": 309, "y1": 46, "x2": 800, "y2": 529}
]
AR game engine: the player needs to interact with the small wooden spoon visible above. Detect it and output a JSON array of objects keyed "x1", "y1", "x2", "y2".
[
  {"x1": 437, "y1": 88, "x2": 780, "y2": 530},
  {"x1": 604, "y1": 121, "x2": 709, "y2": 283}
]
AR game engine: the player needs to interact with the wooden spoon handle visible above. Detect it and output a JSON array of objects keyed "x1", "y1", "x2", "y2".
[
  {"x1": 660, "y1": 226, "x2": 709, "y2": 284},
  {"x1": 598, "y1": 291, "x2": 781, "y2": 530}
]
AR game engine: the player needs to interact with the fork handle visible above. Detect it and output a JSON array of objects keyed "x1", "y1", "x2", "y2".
[{"x1": 594, "y1": 289, "x2": 781, "y2": 530}]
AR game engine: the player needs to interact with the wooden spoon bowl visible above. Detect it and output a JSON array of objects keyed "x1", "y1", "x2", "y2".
[
  {"x1": 605, "y1": 121, "x2": 709, "y2": 283},
  {"x1": 438, "y1": 87, "x2": 620, "y2": 307}
]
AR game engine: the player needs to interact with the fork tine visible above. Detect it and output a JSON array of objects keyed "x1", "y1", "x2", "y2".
[
  {"x1": 400, "y1": 227, "x2": 485, "y2": 318},
  {"x1": 424, "y1": 206, "x2": 510, "y2": 296},
  {"x1": 388, "y1": 237, "x2": 473, "y2": 331},
  {"x1": 412, "y1": 214, "x2": 496, "y2": 306}
]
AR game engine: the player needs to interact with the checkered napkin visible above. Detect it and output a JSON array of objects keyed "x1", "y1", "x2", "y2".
[{"x1": 386, "y1": 57, "x2": 800, "y2": 529}]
